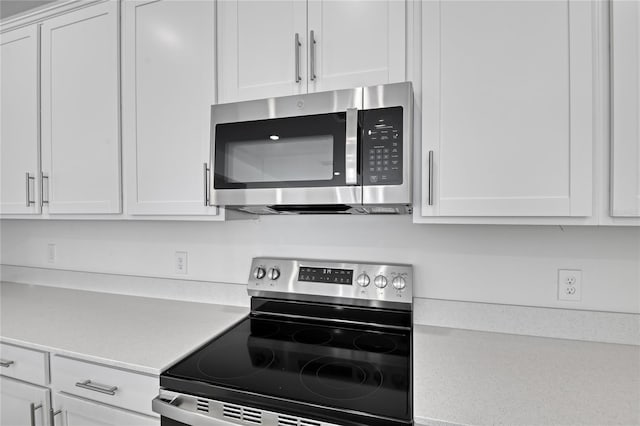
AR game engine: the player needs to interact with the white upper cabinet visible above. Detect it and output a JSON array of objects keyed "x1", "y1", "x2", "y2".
[
  {"x1": 611, "y1": 0, "x2": 640, "y2": 218},
  {"x1": 307, "y1": 0, "x2": 405, "y2": 93},
  {"x1": 0, "y1": 25, "x2": 41, "y2": 215},
  {"x1": 40, "y1": 1, "x2": 121, "y2": 214},
  {"x1": 217, "y1": 0, "x2": 307, "y2": 103},
  {"x1": 218, "y1": 0, "x2": 406, "y2": 103},
  {"x1": 123, "y1": 0, "x2": 221, "y2": 216},
  {"x1": 420, "y1": 0, "x2": 594, "y2": 219}
]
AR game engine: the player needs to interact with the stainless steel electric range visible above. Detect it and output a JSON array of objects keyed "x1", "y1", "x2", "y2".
[{"x1": 153, "y1": 257, "x2": 413, "y2": 426}]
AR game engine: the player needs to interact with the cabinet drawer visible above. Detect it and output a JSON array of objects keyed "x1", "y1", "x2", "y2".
[
  {"x1": 0, "y1": 342, "x2": 49, "y2": 386},
  {"x1": 51, "y1": 355, "x2": 158, "y2": 417}
]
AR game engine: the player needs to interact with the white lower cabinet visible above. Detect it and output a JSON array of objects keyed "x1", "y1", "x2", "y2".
[
  {"x1": 51, "y1": 355, "x2": 158, "y2": 418},
  {"x1": 52, "y1": 393, "x2": 157, "y2": 426},
  {"x1": 0, "y1": 376, "x2": 52, "y2": 426},
  {"x1": 0, "y1": 344, "x2": 159, "y2": 425}
]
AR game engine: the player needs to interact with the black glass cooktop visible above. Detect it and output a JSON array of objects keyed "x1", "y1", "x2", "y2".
[{"x1": 163, "y1": 315, "x2": 411, "y2": 423}]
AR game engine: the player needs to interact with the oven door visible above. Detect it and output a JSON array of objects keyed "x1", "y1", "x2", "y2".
[{"x1": 211, "y1": 88, "x2": 362, "y2": 207}]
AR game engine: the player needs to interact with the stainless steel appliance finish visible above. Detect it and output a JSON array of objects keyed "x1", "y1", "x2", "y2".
[
  {"x1": 210, "y1": 82, "x2": 413, "y2": 215},
  {"x1": 155, "y1": 257, "x2": 414, "y2": 426},
  {"x1": 248, "y1": 257, "x2": 413, "y2": 309},
  {"x1": 153, "y1": 391, "x2": 342, "y2": 426}
]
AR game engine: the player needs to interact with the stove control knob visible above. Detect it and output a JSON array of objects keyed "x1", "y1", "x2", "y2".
[
  {"x1": 392, "y1": 276, "x2": 407, "y2": 290},
  {"x1": 253, "y1": 267, "x2": 266, "y2": 279},
  {"x1": 267, "y1": 268, "x2": 280, "y2": 280},
  {"x1": 374, "y1": 275, "x2": 388, "y2": 288},
  {"x1": 356, "y1": 273, "x2": 370, "y2": 287}
]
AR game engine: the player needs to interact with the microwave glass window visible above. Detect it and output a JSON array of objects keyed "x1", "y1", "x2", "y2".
[
  {"x1": 225, "y1": 135, "x2": 334, "y2": 183},
  {"x1": 214, "y1": 112, "x2": 349, "y2": 189}
]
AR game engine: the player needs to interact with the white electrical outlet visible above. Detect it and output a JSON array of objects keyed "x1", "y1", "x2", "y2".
[
  {"x1": 47, "y1": 244, "x2": 56, "y2": 263},
  {"x1": 175, "y1": 251, "x2": 188, "y2": 275},
  {"x1": 558, "y1": 269, "x2": 582, "y2": 301}
]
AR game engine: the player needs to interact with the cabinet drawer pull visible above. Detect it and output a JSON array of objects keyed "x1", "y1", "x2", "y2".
[
  {"x1": 75, "y1": 379, "x2": 118, "y2": 395},
  {"x1": 50, "y1": 408, "x2": 62, "y2": 426},
  {"x1": 29, "y1": 403, "x2": 42, "y2": 426},
  {"x1": 25, "y1": 172, "x2": 35, "y2": 206},
  {"x1": 0, "y1": 359, "x2": 14, "y2": 367}
]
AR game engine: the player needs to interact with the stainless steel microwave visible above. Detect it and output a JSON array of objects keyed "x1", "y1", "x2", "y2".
[{"x1": 209, "y1": 82, "x2": 413, "y2": 214}]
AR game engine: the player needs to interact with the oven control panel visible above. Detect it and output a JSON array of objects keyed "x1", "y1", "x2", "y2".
[{"x1": 247, "y1": 257, "x2": 413, "y2": 305}]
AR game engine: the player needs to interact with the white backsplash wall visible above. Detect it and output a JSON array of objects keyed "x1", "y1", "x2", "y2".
[{"x1": 1, "y1": 217, "x2": 638, "y2": 314}]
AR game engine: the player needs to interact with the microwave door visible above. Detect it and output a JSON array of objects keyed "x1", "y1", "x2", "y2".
[{"x1": 211, "y1": 111, "x2": 362, "y2": 208}]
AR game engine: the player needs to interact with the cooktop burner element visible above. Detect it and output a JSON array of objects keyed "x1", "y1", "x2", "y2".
[
  {"x1": 196, "y1": 344, "x2": 275, "y2": 380},
  {"x1": 299, "y1": 356, "x2": 383, "y2": 400},
  {"x1": 155, "y1": 257, "x2": 414, "y2": 426}
]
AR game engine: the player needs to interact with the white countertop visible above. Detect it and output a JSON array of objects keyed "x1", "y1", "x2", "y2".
[
  {"x1": 3, "y1": 282, "x2": 639, "y2": 424},
  {"x1": 0, "y1": 282, "x2": 248, "y2": 375},
  {"x1": 414, "y1": 325, "x2": 640, "y2": 426}
]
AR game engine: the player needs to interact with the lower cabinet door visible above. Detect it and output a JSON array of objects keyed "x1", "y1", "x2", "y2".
[
  {"x1": 52, "y1": 393, "x2": 158, "y2": 426},
  {"x1": 0, "y1": 376, "x2": 51, "y2": 426}
]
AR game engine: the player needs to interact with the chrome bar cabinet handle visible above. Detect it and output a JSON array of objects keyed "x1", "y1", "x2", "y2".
[
  {"x1": 25, "y1": 172, "x2": 35, "y2": 207},
  {"x1": 50, "y1": 408, "x2": 62, "y2": 426},
  {"x1": 0, "y1": 359, "x2": 14, "y2": 367},
  {"x1": 294, "y1": 33, "x2": 301, "y2": 83},
  {"x1": 29, "y1": 403, "x2": 42, "y2": 426},
  {"x1": 75, "y1": 379, "x2": 118, "y2": 395},
  {"x1": 428, "y1": 150, "x2": 434, "y2": 206},
  {"x1": 345, "y1": 108, "x2": 358, "y2": 185},
  {"x1": 41, "y1": 172, "x2": 49, "y2": 206},
  {"x1": 309, "y1": 30, "x2": 316, "y2": 81},
  {"x1": 203, "y1": 163, "x2": 210, "y2": 206}
]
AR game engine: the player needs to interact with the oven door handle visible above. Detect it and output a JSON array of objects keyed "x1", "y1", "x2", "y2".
[
  {"x1": 345, "y1": 107, "x2": 358, "y2": 185},
  {"x1": 152, "y1": 394, "x2": 235, "y2": 426}
]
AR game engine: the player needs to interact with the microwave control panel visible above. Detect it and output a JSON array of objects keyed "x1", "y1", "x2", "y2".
[{"x1": 360, "y1": 106, "x2": 403, "y2": 186}]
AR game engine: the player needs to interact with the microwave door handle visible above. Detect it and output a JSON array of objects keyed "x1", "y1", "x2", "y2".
[{"x1": 345, "y1": 108, "x2": 358, "y2": 185}]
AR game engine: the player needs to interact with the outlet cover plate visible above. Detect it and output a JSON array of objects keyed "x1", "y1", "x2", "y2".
[
  {"x1": 175, "y1": 251, "x2": 188, "y2": 275},
  {"x1": 558, "y1": 269, "x2": 582, "y2": 301}
]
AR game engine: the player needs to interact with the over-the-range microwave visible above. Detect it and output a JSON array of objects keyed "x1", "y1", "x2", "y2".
[{"x1": 209, "y1": 82, "x2": 413, "y2": 215}]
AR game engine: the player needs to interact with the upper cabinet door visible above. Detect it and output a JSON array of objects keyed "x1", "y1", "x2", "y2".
[
  {"x1": 307, "y1": 0, "x2": 406, "y2": 93},
  {"x1": 41, "y1": 1, "x2": 121, "y2": 214},
  {"x1": 0, "y1": 25, "x2": 41, "y2": 215},
  {"x1": 611, "y1": 0, "x2": 640, "y2": 217},
  {"x1": 421, "y1": 1, "x2": 593, "y2": 218},
  {"x1": 218, "y1": 0, "x2": 307, "y2": 103},
  {"x1": 123, "y1": 0, "x2": 220, "y2": 216}
]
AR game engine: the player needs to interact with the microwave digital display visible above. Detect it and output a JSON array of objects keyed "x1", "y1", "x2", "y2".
[{"x1": 298, "y1": 267, "x2": 353, "y2": 285}]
